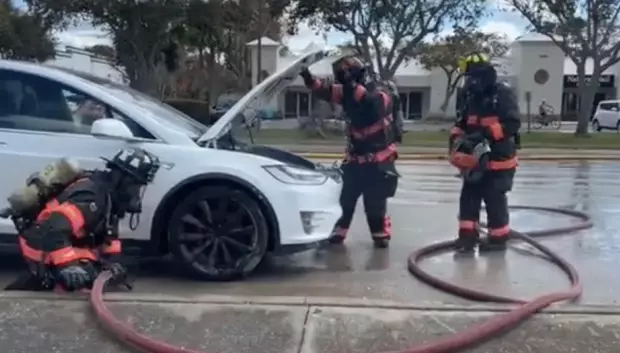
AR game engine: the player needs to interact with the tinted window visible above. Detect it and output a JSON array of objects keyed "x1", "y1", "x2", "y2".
[
  {"x1": 599, "y1": 102, "x2": 619, "y2": 111},
  {"x1": 0, "y1": 69, "x2": 155, "y2": 139},
  {"x1": 50, "y1": 66, "x2": 206, "y2": 139}
]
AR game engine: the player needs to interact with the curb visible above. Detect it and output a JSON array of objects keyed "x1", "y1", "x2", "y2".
[
  {"x1": 297, "y1": 153, "x2": 620, "y2": 161},
  {"x1": 3, "y1": 291, "x2": 620, "y2": 315}
]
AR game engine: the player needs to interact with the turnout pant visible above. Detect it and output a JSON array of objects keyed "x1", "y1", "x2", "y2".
[
  {"x1": 458, "y1": 169, "x2": 515, "y2": 241},
  {"x1": 334, "y1": 161, "x2": 398, "y2": 239}
]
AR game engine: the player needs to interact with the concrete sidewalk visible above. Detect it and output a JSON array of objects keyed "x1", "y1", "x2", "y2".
[{"x1": 2, "y1": 293, "x2": 619, "y2": 353}]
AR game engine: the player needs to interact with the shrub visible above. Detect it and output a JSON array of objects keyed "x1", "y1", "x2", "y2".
[{"x1": 164, "y1": 99, "x2": 212, "y2": 124}]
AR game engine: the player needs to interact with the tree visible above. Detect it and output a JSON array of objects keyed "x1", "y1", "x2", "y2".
[
  {"x1": 417, "y1": 27, "x2": 509, "y2": 115},
  {"x1": 507, "y1": 0, "x2": 620, "y2": 135},
  {"x1": 27, "y1": 0, "x2": 187, "y2": 95},
  {"x1": 0, "y1": 0, "x2": 55, "y2": 62},
  {"x1": 291, "y1": 0, "x2": 486, "y2": 79},
  {"x1": 180, "y1": 0, "x2": 288, "y2": 95}
]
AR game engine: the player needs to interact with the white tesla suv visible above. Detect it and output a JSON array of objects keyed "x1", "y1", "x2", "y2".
[{"x1": 0, "y1": 50, "x2": 342, "y2": 280}]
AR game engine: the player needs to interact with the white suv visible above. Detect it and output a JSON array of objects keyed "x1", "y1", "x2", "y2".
[
  {"x1": 592, "y1": 100, "x2": 620, "y2": 132},
  {"x1": 0, "y1": 50, "x2": 342, "y2": 280}
]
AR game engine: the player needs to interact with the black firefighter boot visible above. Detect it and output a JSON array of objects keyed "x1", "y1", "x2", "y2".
[
  {"x1": 328, "y1": 227, "x2": 348, "y2": 245},
  {"x1": 372, "y1": 233, "x2": 390, "y2": 248},
  {"x1": 371, "y1": 216, "x2": 392, "y2": 249},
  {"x1": 478, "y1": 235, "x2": 508, "y2": 252},
  {"x1": 454, "y1": 229, "x2": 479, "y2": 255}
]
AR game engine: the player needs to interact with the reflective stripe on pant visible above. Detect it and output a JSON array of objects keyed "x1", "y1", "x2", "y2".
[
  {"x1": 335, "y1": 163, "x2": 393, "y2": 238},
  {"x1": 458, "y1": 171, "x2": 513, "y2": 238},
  {"x1": 19, "y1": 236, "x2": 98, "y2": 266}
]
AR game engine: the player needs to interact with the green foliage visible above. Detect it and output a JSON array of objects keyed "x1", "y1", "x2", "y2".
[
  {"x1": 509, "y1": 0, "x2": 620, "y2": 68},
  {"x1": 507, "y1": 0, "x2": 620, "y2": 134},
  {"x1": 290, "y1": 0, "x2": 487, "y2": 79},
  {"x1": 385, "y1": 27, "x2": 512, "y2": 114},
  {"x1": 417, "y1": 27, "x2": 509, "y2": 98},
  {"x1": 0, "y1": 0, "x2": 55, "y2": 62},
  {"x1": 27, "y1": 0, "x2": 187, "y2": 92},
  {"x1": 24, "y1": 0, "x2": 292, "y2": 95},
  {"x1": 164, "y1": 98, "x2": 212, "y2": 124}
]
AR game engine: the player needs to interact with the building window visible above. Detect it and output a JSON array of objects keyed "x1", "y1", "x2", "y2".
[
  {"x1": 283, "y1": 91, "x2": 311, "y2": 118},
  {"x1": 284, "y1": 91, "x2": 297, "y2": 118},
  {"x1": 399, "y1": 93, "x2": 407, "y2": 117},
  {"x1": 534, "y1": 69, "x2": 549, "y2": 85},
  {"x1": 399, "y1": 91, "x2": 423, "y2": 120},
  {"x1": 299, "y1": 92, "x2": 309, "y2": 117},
  {"x1": 408, "y1": 92, "x2": 422, "y2": 120},
  {"x1": 562, "y1": 92, "x2": 580, "y2": 114}
]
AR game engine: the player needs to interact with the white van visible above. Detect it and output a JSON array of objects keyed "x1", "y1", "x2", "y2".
[{"x1": 592, "y1": 100, "x2": 620, "y2": 132}]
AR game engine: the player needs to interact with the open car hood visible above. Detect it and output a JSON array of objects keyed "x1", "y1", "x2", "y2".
[{"x1": 197, "y1": 49, "x2": 332, "y2": 143}]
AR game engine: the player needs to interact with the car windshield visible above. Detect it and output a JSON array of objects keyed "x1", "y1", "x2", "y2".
[{"x1": 52, "y1": 67, "x2": 208, "y2": 139}]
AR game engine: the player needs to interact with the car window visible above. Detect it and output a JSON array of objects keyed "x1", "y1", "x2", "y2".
[
  {"x1": 599, "y1": 103, "x2": 611, "y2": 111},
  {"x1": 0, "y1": 69, "x2": 155, "y2": 139}
]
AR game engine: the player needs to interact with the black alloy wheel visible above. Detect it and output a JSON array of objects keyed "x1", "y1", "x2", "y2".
[{"x1": 168, "y1": 185, "x2": 268, "y2": 281}]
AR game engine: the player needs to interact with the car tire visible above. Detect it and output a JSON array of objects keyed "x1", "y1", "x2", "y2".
[
  {"x1": 616, "y1": 120, "x2": 620, "y2": 133},
  {"x1": 592, "y1": 119, "x2": 602, "y2": 132},
  {"x1": 167, "y1": 185, "x2": 269, "y2": 281}
]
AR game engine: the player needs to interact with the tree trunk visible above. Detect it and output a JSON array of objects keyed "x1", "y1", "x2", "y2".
[
  {"x1": 206, "y1": 51, "x2": 219, "y2": 109},
  {"x1": 439, "y1": 85, "x2": 454, "y2": 116},
  {"x1": 575, "y1": 67, "x2": 597, "y2": 136}
]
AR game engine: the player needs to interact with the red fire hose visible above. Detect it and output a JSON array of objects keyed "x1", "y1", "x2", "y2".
[{"x1": 90, "y1": 205, "x2": 592, "y2": 353}]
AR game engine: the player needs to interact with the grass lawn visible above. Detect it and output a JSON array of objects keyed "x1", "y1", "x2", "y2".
[{"x1": 253, "y1": 129, "x2": 620, "y2": 149}]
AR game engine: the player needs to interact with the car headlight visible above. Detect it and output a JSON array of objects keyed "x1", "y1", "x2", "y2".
[{"x1": 263, "y1": 165, "x2": 328, "y2": 185}]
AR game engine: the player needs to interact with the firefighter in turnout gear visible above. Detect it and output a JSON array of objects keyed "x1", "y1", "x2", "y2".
[
  {"x1": 450, "y1": 53, "x2": 521, "y2": 253},
  {"x1": 300, "y1": 56, "x2": 399, "y2": 248},
  {"x1": 4, "y1": 147, "x2": 160, "y2": 292}
]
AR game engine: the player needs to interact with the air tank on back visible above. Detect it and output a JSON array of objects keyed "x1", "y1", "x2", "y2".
[{"x1": 6, "y1": 158, "x2": 83, "y2": 216}]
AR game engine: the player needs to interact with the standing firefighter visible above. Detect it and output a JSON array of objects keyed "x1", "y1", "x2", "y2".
[
  {"x1": 300, "y1": 56, "x2": 399, "y2": 248},
  {"x1": 449, "y1": 53, "x2": 521, "y2": 253},
  {"x1": 3, "y1": 147, "x2": 160, "y2": 292}
]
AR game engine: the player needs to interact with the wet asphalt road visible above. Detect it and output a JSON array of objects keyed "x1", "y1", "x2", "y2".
[{"x1": 1, "y1": 161, "x2": 619, "y2": 305}]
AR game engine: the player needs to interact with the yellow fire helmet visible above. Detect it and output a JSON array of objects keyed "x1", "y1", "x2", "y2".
[{"x1": 458, "y1": 53, "x2": 490, "y2": 74}]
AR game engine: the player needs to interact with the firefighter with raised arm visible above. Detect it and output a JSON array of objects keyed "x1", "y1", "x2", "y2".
[
  {"x1": 449, "y1": 53, "x2": 521, "y2": 253},
  {"x1": 3, "y1": 147, "x2": 160, "y2": 292},
  {"x1": 300, "y1": 56, "x2": 400, "y2": 248}
]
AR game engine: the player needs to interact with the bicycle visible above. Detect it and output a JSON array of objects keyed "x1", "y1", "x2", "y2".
[{"x1": 532, "y1": 106, "x2": 561, "y2": 129}]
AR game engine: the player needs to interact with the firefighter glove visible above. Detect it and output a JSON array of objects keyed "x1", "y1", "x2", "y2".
[{"x1": 57, "y1": 265, "x2": 95, "y2": 291}]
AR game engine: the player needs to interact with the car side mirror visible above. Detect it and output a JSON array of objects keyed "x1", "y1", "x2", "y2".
[
  {"x1": 91, "y1": 119, "x2": 135, "y2": 140},
  {"x1": 612, "y1": 107, "x2": 618, "y2": 112}
]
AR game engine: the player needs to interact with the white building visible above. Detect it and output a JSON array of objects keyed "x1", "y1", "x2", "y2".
[
  {"x1": 45, "y1": 45, "x2": 125, "y2": 84},
  {"x1": 247, "y1": 34, "x2": 620, "y2": 121}
]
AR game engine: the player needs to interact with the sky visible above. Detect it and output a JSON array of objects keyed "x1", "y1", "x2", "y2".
[{"x1": 14, "y1": 0, "x2": 531, "y2": 53}]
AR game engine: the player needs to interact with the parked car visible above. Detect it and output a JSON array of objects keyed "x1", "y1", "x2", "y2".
[
  {"x1": 592, "y1": 100, "x2": 620, "y2": 132},
  {"x1": 0, "y1": 49, "x2": 341, "y2": 281}
]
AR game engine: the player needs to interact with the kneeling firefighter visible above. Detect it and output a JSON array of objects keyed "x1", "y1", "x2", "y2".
[
  {"x1": 300, "y1": 56, "x2": 400, "y2": 248},
  {"x1": 449, "y1": 53, "x2": 521, "y2": 253},
  {"x1": 2, "y1": 147, "x2": 160, "y2": 291}
]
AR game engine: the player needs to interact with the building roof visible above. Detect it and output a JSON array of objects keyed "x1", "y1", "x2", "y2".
[
  {"x1": 514, "y1": 33, "x2": 556, "y2": 42},
  {"x1": 246, "y1": 37, "x2": 280, "y2": 47}
]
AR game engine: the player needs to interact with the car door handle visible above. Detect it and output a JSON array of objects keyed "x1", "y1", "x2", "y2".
[{"x1": 0, "y1": 142, "x2": 7, "y2": 146}]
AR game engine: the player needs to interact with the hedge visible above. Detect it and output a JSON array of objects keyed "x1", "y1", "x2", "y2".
[{"x1": 164, "y1": 98, "x2": 212, "y2": 124}]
